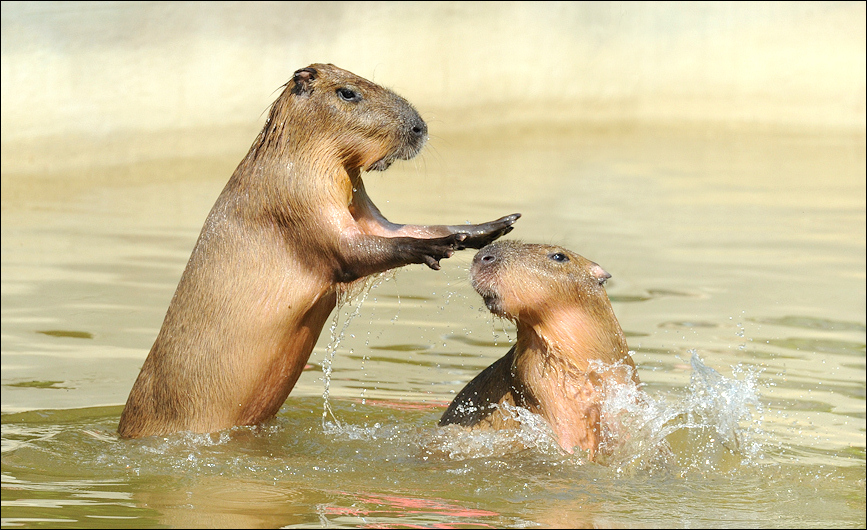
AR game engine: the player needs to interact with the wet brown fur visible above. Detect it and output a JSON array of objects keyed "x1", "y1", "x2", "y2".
[
  {"x1": 439, "y1": 240, "x2": 638, "y2": 458},
  {"x1": 118, "y1": 63, "x2": 519, "y2": 438}
]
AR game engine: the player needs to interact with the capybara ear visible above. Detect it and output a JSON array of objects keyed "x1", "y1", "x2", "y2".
[
  {"x1": 589, "y1": 262, "x2": 611, "y2": 285},
  {"x1": 291, "y1": 67, "x2": 318, "y2": 96}
]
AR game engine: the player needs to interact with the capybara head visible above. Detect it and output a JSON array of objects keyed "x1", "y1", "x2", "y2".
[
  {"x1": 471, "y1": 240, "x2": 614, "y2": 326},
  {"x1": 256, "y1": 63, "x2": 427, "y2": 172}
]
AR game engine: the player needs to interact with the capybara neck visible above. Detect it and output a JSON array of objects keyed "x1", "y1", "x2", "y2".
[
  {"x1": 512, "y1": 304, "x2": 629, "y2": 376},
  {"x1": 118, "y1": 63, "x2": 520, "y2": 438}
]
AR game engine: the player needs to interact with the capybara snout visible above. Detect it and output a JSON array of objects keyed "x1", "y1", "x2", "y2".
[{"x1": 287, "y1": 63, "x2": 428, "y2": 172}]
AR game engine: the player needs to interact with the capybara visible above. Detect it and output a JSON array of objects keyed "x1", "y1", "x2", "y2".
[
  {"x1": 439, "y1": 240, "x2": 638, "y2": 459},
  {"x1": 118, "y1": 63, "x2": 520, "y2": 438}
]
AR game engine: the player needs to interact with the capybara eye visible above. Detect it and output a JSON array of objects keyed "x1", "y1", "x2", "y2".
[
  {"x1": 336, "y1": 87, "x2": 361, "y2": 102},
  {"x1": 549, "y1": 252, "x2": 569, "y2": 263}
]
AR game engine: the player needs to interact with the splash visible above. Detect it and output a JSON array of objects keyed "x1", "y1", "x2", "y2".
[
  {"x1": 601, "y1": 351, "x2": 764, "y2": 472},
  {"x1": 424, "y1": 404, "x2": 564, "y2": 462},
  {"x1": 685, "y1": 351, "x2": 763, "y2": 454},
  {"x1": 320, "y1": 274, "x2": 384, "y2": 429},
  {"x1": 425, "y1": 352, "x2": 764, "y2": 472},
  {"x1": 592, "y1": 360, "x2": 677, "y2": 469},
  {"x1": 592, "y1": 352, "x2": 763, "y2": 472}
]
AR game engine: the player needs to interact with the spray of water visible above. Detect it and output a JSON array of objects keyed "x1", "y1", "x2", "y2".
[
  {"x1": 321, "y1": 274, "x2": 384, "y2": 430},
  {"x1": 422, "y1": 351, "x2": 763, "y2": 472}
]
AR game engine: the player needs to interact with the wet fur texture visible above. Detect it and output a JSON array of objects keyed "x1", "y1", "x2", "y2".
[
  {"x1": 439, "y1": 240, "x2": 638, "y2": 458},
  {"x1": 118, "y1": 63, "x2": 519, "y2": 438}
]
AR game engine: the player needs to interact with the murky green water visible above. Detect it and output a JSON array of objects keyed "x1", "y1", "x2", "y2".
[{"x1": 2, "y1": 124, "x2": 865, "y2": 528}]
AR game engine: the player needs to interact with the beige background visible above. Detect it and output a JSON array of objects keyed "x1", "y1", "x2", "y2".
[{"x1": 2, "y1": 1, "x2": 865, "y2": 174}]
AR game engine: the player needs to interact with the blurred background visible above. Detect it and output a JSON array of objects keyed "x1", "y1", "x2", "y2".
[{"x1": 2, "y1": 1, "x2": 864, "y2": 175}]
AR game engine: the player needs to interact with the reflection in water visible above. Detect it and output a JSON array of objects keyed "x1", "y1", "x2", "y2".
[
  {"x1": 35, "y1": 330, "x2": 94, "y2": 339},
  {"x1": 748, "y1": 316, "x2": 867, "y2": 333},
  {"x1": 317, "y1": 490, "x2": 501, "y2": 528}
]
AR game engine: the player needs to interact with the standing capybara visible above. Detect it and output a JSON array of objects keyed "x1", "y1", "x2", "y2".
[
  {"x1": 118, "y1": 63, "x2": 520, "y2": 438},
  {"x1": 439, "y1": 241, "x2": 638, "y2": 458}
]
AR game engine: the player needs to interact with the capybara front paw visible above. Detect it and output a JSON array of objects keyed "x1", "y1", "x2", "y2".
[
  {"x1": 458, "y1": 213, "x2": 521, "y2": 249},
  {"x1": 419, "y1": 233, "x2": 467, "y2": 270}
]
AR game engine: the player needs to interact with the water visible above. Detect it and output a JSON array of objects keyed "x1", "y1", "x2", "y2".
[{"x1": 2, "y1": 123, "x2": 865, "y2": 528}]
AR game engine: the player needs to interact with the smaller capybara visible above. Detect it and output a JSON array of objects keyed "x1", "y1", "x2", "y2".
[
  {"x1": 118, "y1": 63, "x2": 520, "y2": 438},
  {"x1": 439, "y1": 240, "x2": 639, "y2": 459}
]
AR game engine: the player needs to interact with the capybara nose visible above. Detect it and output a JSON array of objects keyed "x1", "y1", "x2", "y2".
[
  {"x1": 474, "y1": 249, "x2": 498, "y2": 266},
  {"x1": 410, "y1": 118, "x2": 427, "y2": 139}
]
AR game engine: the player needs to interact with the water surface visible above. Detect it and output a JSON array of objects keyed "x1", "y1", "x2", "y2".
[{"x1": 2, "y1": 123, "x2": 865, "y2": 528}]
